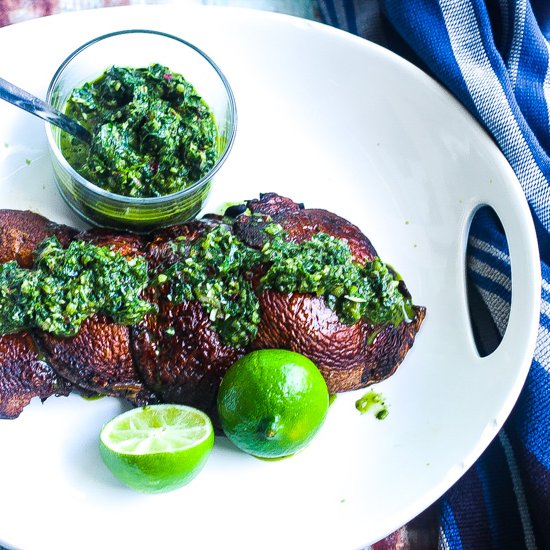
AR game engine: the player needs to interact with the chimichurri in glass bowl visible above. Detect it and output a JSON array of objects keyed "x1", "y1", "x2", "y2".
[{"x1": 46, "y1": 29, "x2": 237, "y2": 232}]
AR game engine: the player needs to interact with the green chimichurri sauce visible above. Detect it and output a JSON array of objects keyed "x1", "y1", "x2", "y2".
[
  {"x1": 159, "y1": 223, "x2": 413, "y2": 348},
  {"x1": 259, "y1": 224, "x2": 413, "y2": 327},
  {"x1": 0, "y1": 236, "x2": 154, "y2": 337},
  {"x1": 162, "y1": 225, "x2": 261, "y2": 348},
  {"x1": 61, "y1": 64, "x2": 217, "y2": 198},
  {"x1": 355, "y1": 390, "x2": 389, "y2": 420},
  {"x1": 0, "y1": 223, "x2": 412, "y2": 346}
]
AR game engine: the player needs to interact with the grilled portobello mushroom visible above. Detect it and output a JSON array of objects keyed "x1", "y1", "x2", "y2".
[
  {"x1": 0, "y1": 332, "x2": 72, "y2": 419},
  {"x1": 131, "y1": 219, "x2": 244, "y2": 424},
  {"x1": 0, "y1": 211, "x2": 74, "y2": 418},
  {"x1": 0, "y1": 194, "x2": 426, "y2": 419},
  {"x1": 35, "y1": 229, "x2": 155, "y2": 405},
  {"x1": 234, "y1": 193, "x2": 426, "y2": 393}
]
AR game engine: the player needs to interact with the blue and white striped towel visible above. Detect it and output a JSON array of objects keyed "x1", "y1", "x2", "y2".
[{"x1": 320, "y1": 1, "x2": 549, "y2": 548}]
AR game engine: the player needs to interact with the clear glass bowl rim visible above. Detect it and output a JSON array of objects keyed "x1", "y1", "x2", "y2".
[{"x1": 45, "y1": 28, "x2": 237, "y2": 206}]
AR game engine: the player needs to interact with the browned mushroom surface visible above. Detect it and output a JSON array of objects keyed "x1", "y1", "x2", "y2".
[
  {"x1": 251, "y1": 290, "x2": 425, "y2": 392},
  {"x1": 0, "y1": 332, "x2": 72, "y2": 419},
  {"x1": 36, "y1": 314, "x2": 154, "y2": 405},
  {"x1": 0, "y1": 193, "x2": 426, "y2": 419},
  {"x1": 0, "y1": 209, "x2": 74, "y2": 267},
  {"x1": 35, "y1": 230, "x2": 155, "y2": 405},
  {"x1": 0, "y1": 211, "x2": 74, "y2": 418},
  {"x1": 235, "y1": 193, "x2": 426, "y2": 393},
  {"x1": 240, "y1": 192, "x2": 378, "y2": 263},
  {"x1": 131, "y1": 219, "x2": 244, "y2": 423}
]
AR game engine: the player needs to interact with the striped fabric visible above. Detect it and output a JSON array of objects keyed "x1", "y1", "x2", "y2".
[{"x1": 319, "y1": 1, "x2": 550, "y2": 548}]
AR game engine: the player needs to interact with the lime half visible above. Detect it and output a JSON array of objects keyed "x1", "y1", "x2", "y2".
[{"x1": 99, "y1": 404, "x2": 214, "y2": 493}]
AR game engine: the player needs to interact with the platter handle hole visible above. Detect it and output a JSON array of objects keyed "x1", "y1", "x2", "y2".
[{"x1": 465, "y1": 206, "x2": 510, "y2": 357}]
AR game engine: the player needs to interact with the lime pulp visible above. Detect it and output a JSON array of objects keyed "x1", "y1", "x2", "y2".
[{"x1": 99, "y1": 404, "x2": 214, "y2": 493}]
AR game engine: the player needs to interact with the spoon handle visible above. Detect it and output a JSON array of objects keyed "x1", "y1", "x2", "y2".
[{"x1": 0, "y1": 77, "x2": 92, "y2": 145}]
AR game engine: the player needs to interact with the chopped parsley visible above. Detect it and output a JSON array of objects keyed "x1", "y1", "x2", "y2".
[
  {"x1": 0, "y1": 236, "x2": 154, "y2": 336},
  {"x1": 158, "y1": 223, "x2": 412, "y2": 347},
  {"x1": 61, "y1": 64, "x2": 217, "y2": 198},
  {"x1": 0, "y1": 223, "x2": 412, "y2": 346},
  {"x1": 161, "y1": 225, "x2": 261, "y2": 348},
  {"x1": 260, "y1": 224, "x2": 413, "y2": 326}
]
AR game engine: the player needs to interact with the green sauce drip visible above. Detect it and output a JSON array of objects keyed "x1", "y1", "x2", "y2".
[
  {"x1": 355, "y1": 390, "x2": 389, "y2": 420},
  {"x1": 61, "y1": 64, "x2": 217, "y2": 198},
  {"x1": 0, "y1": 236, "x2": 154, "y2": 337},
  {"x1": 81, "y1": 394, "x2": 105, "y2": 401}
]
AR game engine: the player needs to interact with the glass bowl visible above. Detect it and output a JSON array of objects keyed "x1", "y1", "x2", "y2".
[{"x1": 46, "y1": 29, "x2": 237, "y2": 232}]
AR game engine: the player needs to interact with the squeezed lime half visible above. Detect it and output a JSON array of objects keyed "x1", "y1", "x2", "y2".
[{"x1": 99, "y1": 404, "x2": 214, "y2": 493}]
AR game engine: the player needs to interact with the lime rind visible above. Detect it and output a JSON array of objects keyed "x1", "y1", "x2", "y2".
[
  {"x1": 99, "y1": 404, "x2": 215, "y2": 493},
  {"x1": 217, "y1": 349, "x2": 329, "y2": 459}
]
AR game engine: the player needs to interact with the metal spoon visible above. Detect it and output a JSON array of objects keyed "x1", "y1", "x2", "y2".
[{"x1": 0, "y1": 76, "x2": 92, "y2": 145}]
